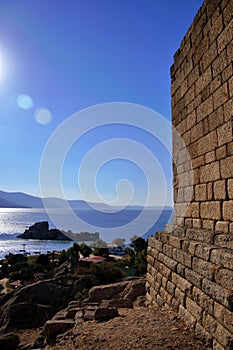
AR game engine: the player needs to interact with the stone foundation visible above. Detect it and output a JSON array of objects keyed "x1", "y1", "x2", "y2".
[{"x1": 146, "y1": 227, "x2": 233, "y2": 349}]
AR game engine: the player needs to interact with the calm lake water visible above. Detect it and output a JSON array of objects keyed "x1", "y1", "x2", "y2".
[{"x1": 0, "y1": 208, "x2": 173, "y2": 259}]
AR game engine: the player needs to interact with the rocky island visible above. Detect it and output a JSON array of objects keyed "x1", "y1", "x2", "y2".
[
  {"x1": 17, "y1": 221, "x2": 100, "y2": 242},
  {"x1": 17, "y1": 221, "x2": 72, "y2": 241}
]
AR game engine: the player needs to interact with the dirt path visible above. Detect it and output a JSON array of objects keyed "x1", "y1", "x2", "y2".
[{"x1": 45, "y1": 306, "x2": 209, "y2": 350}]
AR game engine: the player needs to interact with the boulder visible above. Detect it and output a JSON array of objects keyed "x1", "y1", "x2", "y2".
[
  {"x1": 0, "y1": 275, "x2": 98, "y2": 332},
  {"x1": 88, "y1": 278, "x2": 146, "y2": 303},
  {"x1": 120, "y1": 278, "x2": 146, "y2": 301},
  {"x1": 88, "y1": 280, "x2": 129, "y2": 302},
  {"x1": 44, "y1": 319, "x2": 75, "y2": 344},
  {"x1": 6, "y1": 303, "x2": 55, "y2": 330},
  {"x1": 0, "y1": 332, "x2": 19, "y2": 350}
]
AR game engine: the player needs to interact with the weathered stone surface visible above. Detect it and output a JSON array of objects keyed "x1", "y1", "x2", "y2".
[
  {"x1": 179, "y1": 304, "x2": 196, "y2": 330},
  {"x1": 192, "y1": 256, "x2": 216, "y2": 280},
  {"x1": 186, "y1": 297, "x2": 202, "y2": 321},
  {"x1": 210, "y1": 249, "x2": 233, "y2": 270},
  {"x1": 220, "y1": 156, "x2": 233, "y2": 179},
  {"x1": 228, "y1": 179, "x2": 233, "y2": 198},
  {"x1": 200, "y1": 201, "x2": 221, "y2": 220},
  {"x1": 172, "y1": 273, "x2": 192, "y2": 295},
  {"x1": 120, "y1": 279, "x2": 146, "y2": 301},
  {"x1": 185, "y1": 268, "x2": 202, "y2": 288},
  {"x1": 173, "y1": 248, "x2": 192, "y2": 268},
  {"x1": 214, "y1": 301, "x2": 233, "y2": 334},
  {"x1": 158, "y1": 253, "x2": 178, "y2": 271},
  {"x1": 88, "y1": 278, "x2": 145, "y2": 304},
  {"x1": 215, "y1": 221, "x2": 229, "y2": 233},
  {"x1": 193, "y1": 286, "x2": 214, "y2": 315},
  {"x1": 88, "y1": 280, "x2": 129, "y2": 302},
  {"x1": 214, "y1": 233, "x2": 233, "y2": 249},
  {"x1": 195, "y1": 322, "x2": 212, "y2": 346},
  {"x1": 202, "y1": 278, "x2": 233, "y2": 310},
  {"x1": 222, "y1": 200, "x2": 233, "y2": 221}
]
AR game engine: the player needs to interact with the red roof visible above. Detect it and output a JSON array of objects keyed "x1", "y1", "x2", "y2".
[
  {"x1": 79, "y1": 255, "x2": 106, "y2": 263},
  {"x1": 10, "y1": 280, "x2": 23, "y2": 287}
]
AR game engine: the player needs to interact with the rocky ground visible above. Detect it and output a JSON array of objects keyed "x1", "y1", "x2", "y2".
[
  {"x1": 0, "y1": 276, "x2": 210, "y2": 349},
  {"x1": 18, "y1": 306, "x2": 208, "y2": 350}
]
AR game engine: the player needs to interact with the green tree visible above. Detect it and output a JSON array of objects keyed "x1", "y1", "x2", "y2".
[
  {"x1": 80, "y1": 243, "x2": 92, "y2": 257},
  {"x1": 130, "y1": 237, "x2": 147, "y2": 255},
  {"x1": 125, "y1": 236, "x2": 148, "y2": 275},
  {"x1": 91, "y1": 239, "x2": 109, "y2": 257},
  {"x1": 35, "y1": 254, "x2": 51, "y2": 267},
  {"x1": 5, "y1": 253, "x2": 27, "y2": 266},
  {"x1": 57, "y1": 243, "x2": 80, "y2": 265}
]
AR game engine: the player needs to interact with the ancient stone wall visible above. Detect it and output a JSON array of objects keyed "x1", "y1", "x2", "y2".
[{"x1": 146, "y1": 0, "x2": 233, "y2": 348}]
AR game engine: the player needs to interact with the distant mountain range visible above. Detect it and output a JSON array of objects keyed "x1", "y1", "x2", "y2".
[{"x1": 0, "y1": 190, "x2": 172, "y2": 210}]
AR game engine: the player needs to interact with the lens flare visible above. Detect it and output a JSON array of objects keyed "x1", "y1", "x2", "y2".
[
  {"x1": 34, "y1": 108, "x2": 52, "y2": 125},
  {"x1": 16, "y1": 94, "x2": 34, "y2": 110}
]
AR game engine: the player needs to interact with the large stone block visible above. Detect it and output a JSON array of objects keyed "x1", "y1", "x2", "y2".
[
  {"x1": 202, "y1": 278, "x2": 233, "y2": 309},
  {"x1": 186, "y1": 228, "x2": 215, "y2": 244},
  {"x1": 186, "y1": 297, "x2": 203, "y2": 321},
  {"x1": 185, "y1": 268, "x2": 202, "y2": 288},
  {"x1": 179, "y1": 304, "x2": 197, "y2": 330},
  {"x1": 228, "y1": 179, "x2": 233, "y2": 198},
  {"x1": 214, "y1": 301, "x2": 233, "y2": 334},
  {"x1": 192, "y1": 256, "x2": 216, "y2": 280},
  {"x1": 215, "y1": 268, "x2": 233, "y2": 292},
  {"x1": 210, "y1": 248, "x2": 233, "y2": 270},
  {"x1": 214, "y1": 233, "x2": 233, "y2": 249},
  {"x1": 195, "y1": 243, "x2": 214, "y2": 260},
  {"x1": 173, "y1": 248, "x2": 192, "y2": 268},
  {"x1": 158, "y1": 253, "x2": 178, "y2": 272},
  {"x1": 214, "y1": 321, "x2": 233, "y2": 350},
  {"x1": 200, "y1": 201, "x2": 221, "y2": 220},
  {"x1": 217, "y1": 120, "x2": 232, "y2": 147},
  {"x1": 223, "y1": 200, "x2": 233, "y2": 221},
  {"x1": 213, "y1": 179, "x2": 227, "y2": 200},
  {"x1": 195, "y1": 184, "x2": 207, "y2": 201},
  {"x1": 212, "y1": 49, "x2": 228, "y2": 79},
  {"x1": 217, "y1": 20, "x2": 233, "y2": 53},
  {"x1": 172, "y1": 272, "x2": 192, "y2": 295},
  {"x1": 215, "y1": 221, "x2": 229, "y2": 233},
  {"x1": 200, "y1": 162, "x2": 220, "y2": 182},
  {"x1": 193, "y1": 286, "x2": 214, "y2": 315},
  {"x1": 196, "y1": 95, "x2": 214, "y2": 122}
]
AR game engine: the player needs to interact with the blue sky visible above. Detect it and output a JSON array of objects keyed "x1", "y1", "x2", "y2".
[{"x1": 0, "y1": 0, "x2": 203, "y2": 206}]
